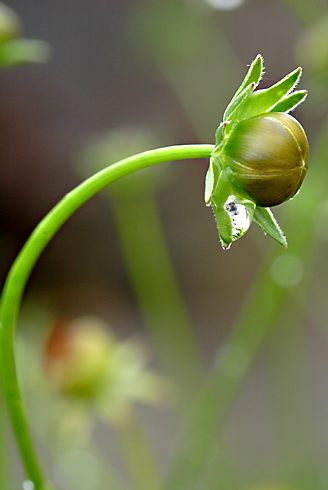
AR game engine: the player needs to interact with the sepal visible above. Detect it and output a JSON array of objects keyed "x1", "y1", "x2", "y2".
[
  {"x1": 270, "y1": 90, "x2": 307, "y2": 113},
  {"x1": 205, "y1": 164, "x2": 256, "y2": 249},
  {"x1": 223, "y1": 54, "x2": 263, "y2": 121},
  {"x1": 235, "y1": 67, "x2": 302, "y2": 120},
  {"x1": 253, "y1": 207, "x2": 287, "y2": 247}
]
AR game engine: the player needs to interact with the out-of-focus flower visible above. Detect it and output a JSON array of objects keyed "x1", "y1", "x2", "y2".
[
  {"x1": 18, "y1": 313, "x2": 170, "y2": 449},
  {"x1": 44, "y1": 316, "x2": 171, "y2": 424},
  {"x1": 45, "y1": 317, "x2": 114, "y2": 398}
]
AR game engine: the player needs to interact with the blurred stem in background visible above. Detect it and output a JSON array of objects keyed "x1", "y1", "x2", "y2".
[
  {"x1": 116, "y1": 413, "x2": 162, "y2": 490},
  {"x1": 110, "y1": 178, "x2": 203, "y2": 402},
  {"x1": 267, "y1": 306, "x2": 312, "y2": 477},
  {"x1": 200, "y1": 440, "x2": 241, "y2": 490}
]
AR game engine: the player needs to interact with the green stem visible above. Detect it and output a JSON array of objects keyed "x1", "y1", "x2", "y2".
[{"x1": 0, "y1": 144, "x2": 213, "y2": 490}]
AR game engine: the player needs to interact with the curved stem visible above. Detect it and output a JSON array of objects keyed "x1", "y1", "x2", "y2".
[{"x1": 0, "y1": 144, "x2": 213, "y2": 490}]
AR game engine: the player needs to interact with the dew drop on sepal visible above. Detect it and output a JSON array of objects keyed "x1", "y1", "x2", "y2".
[{"x1": 224, "y1": 195, "x2": 253, "y2": 242}]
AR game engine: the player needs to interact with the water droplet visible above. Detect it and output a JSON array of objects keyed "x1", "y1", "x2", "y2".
[
  {"x1": 22, "y1": 481, "x2": 34, "y2": 490},
  {"x1": 271, "y1": 254, "x2": 304, "y2": 287},
  {"x1": 224, "y1": 195, "x2": 254, "y2": 241}
]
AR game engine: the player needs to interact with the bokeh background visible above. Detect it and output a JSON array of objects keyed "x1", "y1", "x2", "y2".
[{"x1": 1, "y1": 1, "x2": 328, "y2": 489}]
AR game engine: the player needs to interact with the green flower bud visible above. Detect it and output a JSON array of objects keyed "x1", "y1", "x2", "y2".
[{"x1": 223, "y1": 112, "x2": 308, "y2": 207}]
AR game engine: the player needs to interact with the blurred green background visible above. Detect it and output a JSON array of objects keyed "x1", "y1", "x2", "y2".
[{"x1": 1, "y1": 1, "x2": 328, "y2": 489}]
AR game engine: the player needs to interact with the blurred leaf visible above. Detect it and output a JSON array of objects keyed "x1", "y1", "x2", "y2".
[{"x1": 0, "y1": 39, "x2": 51, "y2": 67}]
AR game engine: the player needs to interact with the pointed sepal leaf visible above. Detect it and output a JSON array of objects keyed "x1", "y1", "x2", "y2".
[
  {"x1": 236, "y1": 67, "x2": 302, "y2": 120},
  {"x1": 223, "y1": 82, "x2": 255, "y2": 122},
  {"x1": 270, "y1": 89, "x2": 307, "y2": 113},
  {"x1": 254, "y1": 206, "x2": 287, "y2": 247},
  {"x1": 208, "y1": 169, "x2": 256, "y2": 249},
  {"x1": 235, "y1": 54, "x2": 263, "y2": 96},
  {"x1": 223, "y1": 54, "x2": 263, "y2": 121},
  {"x1": 209, "y1": 170, "x2": 233, "y2": 248}
]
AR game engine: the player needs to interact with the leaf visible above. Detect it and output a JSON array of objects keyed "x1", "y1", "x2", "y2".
[
  {"x1": 236, "y1": 67, "x2": 302, "y2": 120},
  {"x1": 223, "y1": 82, "x2": 254, "y2": 122},
  {"x1": 254, "y1": 206, "x2": 287, "y2": 247},
  {"x1": 223, "y1": 54, "x2": 263, "y2": 121},
  {"x1": 209, "y1": 171, "x2": 233, "y2": 249},
  {"x1": 270, "y1": 89, "x2": 307, "y2": 113},
  {"x1": 233, "y1": 54, "x2": 263, "y2": 98},
  {"x1": 209, "y1": 170, "x2": 256, "y2": 249}
]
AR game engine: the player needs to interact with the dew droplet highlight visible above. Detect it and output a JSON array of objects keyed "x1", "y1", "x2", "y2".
[{"x1": 224, "y1": 195, "x2": 253, "y2": 241}]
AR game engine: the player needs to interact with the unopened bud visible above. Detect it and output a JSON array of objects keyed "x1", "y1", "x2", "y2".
[{"x1": 223, "y1": 112, "x2": 308, "y2": 207}]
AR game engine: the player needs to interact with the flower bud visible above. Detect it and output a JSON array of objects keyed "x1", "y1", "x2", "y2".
[{"x1": 223, "y1": 112, "x2": 308, "y2": 207}]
